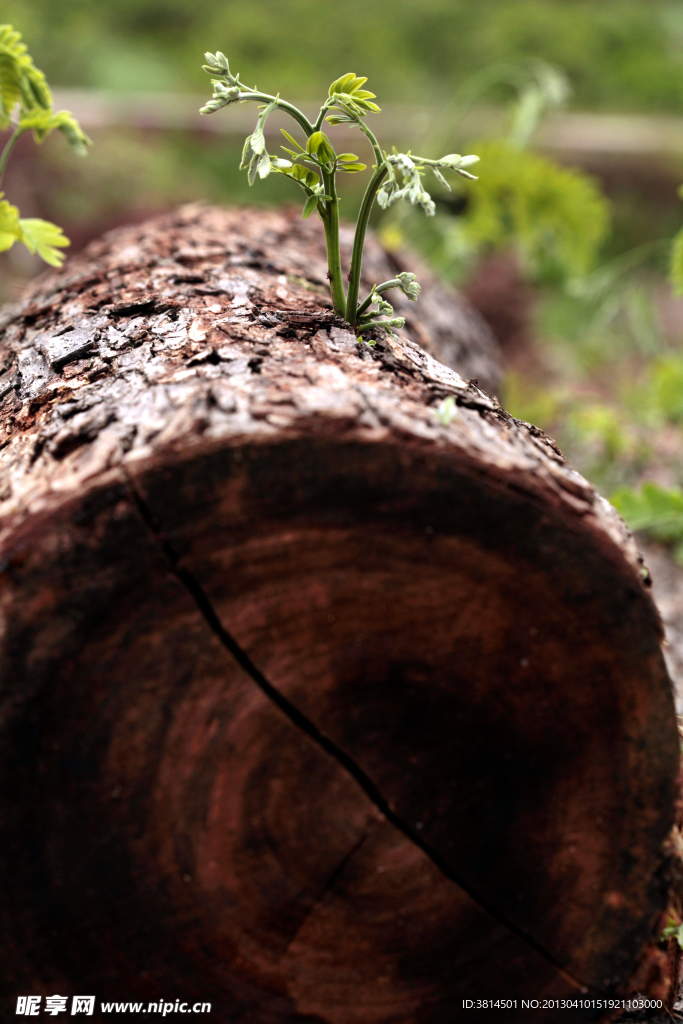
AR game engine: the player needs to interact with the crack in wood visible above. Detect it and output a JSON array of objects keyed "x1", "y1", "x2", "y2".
[
  {"x1": 122, "y1": 469, "x2": 589, "y2": 996},
  {"x1": 279, "y1": 831, "x2": 371, "y2": 959}
]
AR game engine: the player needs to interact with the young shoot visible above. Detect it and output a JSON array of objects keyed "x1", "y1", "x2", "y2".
[
  {"x1": 200, "y1": 53, "x2": 479, "y2": 336},
  {"x1": 0, "y1": 25, "x2": 91, "y2": 267}
]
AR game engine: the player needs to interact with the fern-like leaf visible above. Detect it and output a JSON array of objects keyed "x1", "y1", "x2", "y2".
[
  {"x1": 18, "y1": 217, "x2": 70, "y2": 266},
  {"x1": 18, "y1": 108, "x2": 90, "y2": 153},
  {"x1": 0, "y1": 25, "x2": 89, "y2": 267},
  {"x1": 0, "y1": 24, "x2": 51, "y2": 129},
  {"x1": 0, "y1": 192, "x2": 21, "y2": 251}
]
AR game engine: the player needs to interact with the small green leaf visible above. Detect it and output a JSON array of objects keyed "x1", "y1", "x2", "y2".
[
  {"x1": 337, "y1": 153, "x2": 359, "y2": 162},
  {"x1": 346, "y1": 76, "x2": 368, "y2": 93},
  {"x1": 328, "y1": 72, "x2": 357, "y2": 97},
  {"x1": 307, "y1": 131, "x2": 323, "y2": 155},
  {"x1": 18, "y1": 217, "x2": 70, "y2": 266},
  {"x1": 338, "y1": 162, "x2": 366, "y2": 173},
  {"x1": 281, "y1": 129, "x2": 305, "y2": 152},
  {"x1": 256, "y1": 150, "x2": 271, "y2": 179},
  {"x1": 247, "y1": 153, "x2": 260, "y2": 186},
  {"x1": 0, "y1": 24, "x2": 52, "y2": 129},
  {"x1": 436, "y1": 396, "x2": 458, "y2": 427},
  {"x1": 431, "y1": 166, "x2": 451, "y2": 191},
  {"x1": 661, "y1": 917, "x2": 683, "y2": 948},
  {"x1": 327, "y1": 72, "x2": 380, "y2": 119},
  {"x1": 302, "y1": 194, "x2": 318, "y2": 219},
  {"x1": 239, "y1": 133, "x2": 253, "y2": 170},
  {"x1": 0, "y1": 194, "x2": 21, "y2": 252},
  {"x1": 304, "y1": 131, "x2": 335, "y2": 163},
  {"x1": 284, "y1": 163, "x2": 320, "y2": 190},
  {"x1": 250, "y1": 123, "x2": 266, "y2": 155},
  {"x1": 318, "y1": 133, "x2": 336, "y2": 163},
  {"x1": 18, "y1": 108, "x2": 91, "y2": 153}
]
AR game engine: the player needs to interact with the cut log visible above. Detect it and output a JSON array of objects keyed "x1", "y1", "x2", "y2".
[{"x1": 0, "y1": 204, "x2": 679, "y2": 1023}]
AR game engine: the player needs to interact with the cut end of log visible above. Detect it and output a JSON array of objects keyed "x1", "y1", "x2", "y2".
[{"x1": 0, "y1": 206, "x2": 679, "y2": 1022}]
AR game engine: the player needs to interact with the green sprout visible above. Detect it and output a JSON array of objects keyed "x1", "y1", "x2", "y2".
[
  {"x1": 436, "y1": 396, "x2": 458, "y2": 426},
  {"x1": 200, "y1": 53, "x2": 479, "y2": 334},
  {"x1": 662, "y1": 916, "x2": 683, "y2": 949},
  {"x1": 0, "y1": 24, "x2": 90, "y2": 267}
]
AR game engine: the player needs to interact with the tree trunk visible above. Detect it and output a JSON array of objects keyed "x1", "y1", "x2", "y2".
[{"x1": 0, "y1": 204, "x2": 679, "y2": 1023}]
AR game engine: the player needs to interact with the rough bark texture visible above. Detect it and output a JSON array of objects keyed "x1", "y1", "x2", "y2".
[{"x1": 0, "y1": 204, "x2": 679, "y2": 1024}]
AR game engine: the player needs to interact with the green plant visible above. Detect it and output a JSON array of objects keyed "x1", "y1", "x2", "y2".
[
  {"x1": 645, "y1": 356, "x2": 683, "y2": 424},
  {"x1": 0, "y1": 24, "x2": 90, "y2": 266},
  {"x1": 372, "y1": 58, "x2": 610, "y2": 288},
  {"x1": 670, "y1": 187, "x2": 683, "y2": 296},
  {"x1": 661, "y1": 916, "x2": 683, "y2": 949},
  {"x1": 611, "y1": 482, "x2": 683, "y2": 561},
  {"x1": 200, "y1": 53, "x2": 479, "y2": 334},
  {"x1": 11, "y1": 0, "x2": 683, "y2": 113},
  {"x1": 445, "y1": 138, "x2": 609, "y2": 282}
]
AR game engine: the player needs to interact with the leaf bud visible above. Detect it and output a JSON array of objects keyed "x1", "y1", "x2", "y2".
[{"x1": 396, "y1": 272, "x2": 421, "y2": 301}]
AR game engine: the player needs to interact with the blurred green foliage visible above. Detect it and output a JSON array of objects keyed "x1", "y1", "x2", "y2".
[
  {"x1": 504, "y1": 368, "x2": 649, "y2": 494},
  {"x1": 669, "y1": 186, "x2": 683, "y2": 294},
  {"x1": 503, "y1": 321, "x2": 683, "y2": 503},
  {"x1": 612, "y1": 483, "x2": 683, "y2": 560},
  {"x1": 4, "y1": 0, "x2": 683, "y2": 113},
  {"x1": 646, "y1": 355, "x2": 683, "y2": 422},
  {"x1": 386, "y1": 139, "x2": 611, "y2": 286},
  {"x1": 458, "y1": 141, "x2": 609, "y2": 279},
  {"x1": 0, "y1": 24, "x2": 89, "y2": 265},
  {"x1": 534, "y1": 245, "x2": 670, "y2": 376}
]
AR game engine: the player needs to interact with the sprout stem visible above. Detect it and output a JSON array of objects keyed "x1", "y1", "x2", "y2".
[
  {"x1": 346, "y1": 162, "x2": 388, "y2": 324},
  {"x1": 0, "y1": 126, "x2": 24, "y2": 190},
  {"x1": 240, "y1": 92, "x2": 314, "y2": 137},
  {"x1": 321, "y1": 168, "x2": 346, "y2": 315}
]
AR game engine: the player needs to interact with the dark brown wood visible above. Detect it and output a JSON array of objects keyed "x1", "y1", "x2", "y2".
[{"x1": 0, "y1": 204, "x2": 679, "y2": 1023}]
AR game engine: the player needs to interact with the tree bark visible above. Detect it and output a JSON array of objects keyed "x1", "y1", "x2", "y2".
[{"x1": 0, "y1": 204, "x2": 679, "y2": 1023}]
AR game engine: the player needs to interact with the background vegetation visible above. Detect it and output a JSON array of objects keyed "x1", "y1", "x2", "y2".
[
  {"x1": 5, "y1": 0, "x2": 683, "y2": 550},
  {"x1": 5, "y1": 0, "x2": 683, "y2": 110}
]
